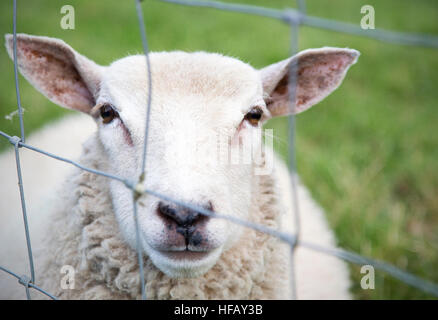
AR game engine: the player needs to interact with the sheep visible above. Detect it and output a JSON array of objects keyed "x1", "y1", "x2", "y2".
[{"x1": 0, "y1": 33, "x2": 359, "y2": 299}]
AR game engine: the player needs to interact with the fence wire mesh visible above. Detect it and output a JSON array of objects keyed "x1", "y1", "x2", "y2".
[{"x1": 1, "y1": 0, "x2": 438, "y2": 300}]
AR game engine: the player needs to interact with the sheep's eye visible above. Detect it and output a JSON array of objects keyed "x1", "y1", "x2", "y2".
[
  {"x1": 244, "y1": 107, "x2": 263, "y2": 126},
  {"x1": 100, "y1": 104, "x2": 118, "y2": 124}
]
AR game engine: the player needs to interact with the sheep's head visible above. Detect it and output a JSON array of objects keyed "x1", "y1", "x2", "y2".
[{"x1": 5, "y1": 34, "x2": 359, "y2": 278}]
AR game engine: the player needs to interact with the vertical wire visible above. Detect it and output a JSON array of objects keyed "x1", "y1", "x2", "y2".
[
  {"x1": 132, "y1": 196, "x2": 146, "y2": 300},
  {"x1": 134, "y1": 0, "x2": 154, "y2": 300},
  {"x1": 136, "y1": 0, "x2": 153, "y2": 174},
  {"x1": 12, "y1": 0, "x2": 34, "y2": 298},
  {"x1": 296, "y1": 0, "x2": 306, "y2": 15},
  {"x1": 13, "y1": 141, "x2": 35, "y2": 290},
  {"x1": 24, "y1": 283, "x2": 31, "y2": 299},
  {"x1": 13, "y1": 0, "x2": 25, "y2": 143},
  {"x1": 287, "y1": 2, "x2": 303, "y2": 300}
]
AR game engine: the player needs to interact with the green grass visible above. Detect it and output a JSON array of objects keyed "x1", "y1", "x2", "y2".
[{"x1": 0, "y1": 0, "x2": 437, "y2": 299}]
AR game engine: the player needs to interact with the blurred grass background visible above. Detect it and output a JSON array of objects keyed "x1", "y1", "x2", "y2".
[{"x1": 0, "y1": 0, "x2": 437, "y2": 299}]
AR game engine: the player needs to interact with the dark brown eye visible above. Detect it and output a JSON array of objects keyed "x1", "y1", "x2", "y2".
[
  {"x1": 244, "y1": 107, "x2": 263, "y2": 126},
  {"x1": 100, "y1": 104, "x2": 118, "y2": 124}
]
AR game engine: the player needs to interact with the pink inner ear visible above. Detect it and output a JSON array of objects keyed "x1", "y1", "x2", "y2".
[
  {"x1": 268, "y1": 52, "x2": 355, "y2": 115},
  {"x1": 16, "y1": 40, "x2": 94, "y2": 113},
  {"x1": 296, "y1": 53, "x2": 352, "y2": 107}
]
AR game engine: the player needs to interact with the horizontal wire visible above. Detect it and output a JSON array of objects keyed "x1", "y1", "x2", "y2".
[
  {"x1": 0, "y1": 131, "x2": 135, "y2": 189},
  {"x1": 158, "y1": 0, "x2": 438, "y2": 48},
  {"x1": 145, "y1": 189, "x2": 297, "y2": 244},
  {"x1": 159, "y1": 0, "x2": 286, "y2": 20},
  {"x1": 302, "y1": 13, "x2": 438, "y2": 48},
  {"x1": 136, "y1": 188, "x2": 438, "y2": 298},
  {"x1": 300, "y1": 242, "x2": 438, "y2": 297},
  {"x1": 1, "y1": 130, "x2": 438, "y2": 297},
  {"x1": 0, "y1": 129, "x2": 294, "y2": 245}
]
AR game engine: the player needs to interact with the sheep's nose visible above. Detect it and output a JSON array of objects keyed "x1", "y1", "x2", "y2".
[
  {"x1": 157, "y1": 201, "x2": 210, "y2": 228},
  {"x1": 157, "y1": 201, "x2": 212, "y2": 248}
]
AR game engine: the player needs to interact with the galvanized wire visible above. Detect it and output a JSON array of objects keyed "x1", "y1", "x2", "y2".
[
  {"x1": 2, "y1": 0, "x2": 438, "y2": 300},
  {"x1": 12, "y1": 0, "x2": 25, "y2": 142},
  {"x1": 5, "y1": 0, "x2": 37, "y2": 300},
  {"x1": 135, "y1": 0, "x2": 153, "y2": 175},
  {"x1": 0, "y1": 266, "x2": 57, "y2": 300},
  {"x1": 131, "y1": 0, "x2": 155, "y2": 300},
  {"x1": 2, "y1": 131, "x2": 438, "y2": 298},
  {"x1": 132, "y1": 196, "x2": 146, "y2": 300},
  {"x1": 12, "y1": 139, "x2": 35, "y2": 285},
  {"x1": 0, "y1": 131, "x2": 135, "y2": 189},
  {"x1": 286, "y1": 1, "x2": 301, "y2": 300},
  {"x1": 300, "y1": 242, "x2": 438, "y2": 297},
  {"x1": 158, "y1": 0, "x2": 438, "y2": 48}
]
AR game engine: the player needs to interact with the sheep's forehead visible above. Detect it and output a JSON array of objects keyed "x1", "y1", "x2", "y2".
[{"x1": 100, "y1": 52, "x2": 263, "y2": 115}]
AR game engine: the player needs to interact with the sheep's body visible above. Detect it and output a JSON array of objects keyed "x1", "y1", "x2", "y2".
[{"x1": 0, "y1": 115, "x2": 351, "y2": 299}]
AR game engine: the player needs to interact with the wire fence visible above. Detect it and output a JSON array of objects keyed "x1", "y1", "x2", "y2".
[{"x1": 1, "y1": 0, "x2": 438, "y2": 300}]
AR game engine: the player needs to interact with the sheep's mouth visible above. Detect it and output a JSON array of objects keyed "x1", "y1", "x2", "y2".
[
  {"x1": 158, "y1": 249, "x2": 211, "y2": 261},
  {"x1": 148, "y1": 245, "x2": 224, "y2": 278}
]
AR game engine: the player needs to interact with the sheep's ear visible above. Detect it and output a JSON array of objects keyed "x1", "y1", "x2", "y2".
[
  {"x1": 4, "y1": 33, "x2": 103, "y2": 114},
  {"x1": 260, "y1": 48, "x2": 359, "y2": 117}
]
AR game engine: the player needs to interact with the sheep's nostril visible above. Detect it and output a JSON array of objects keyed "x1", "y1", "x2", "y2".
[
  {"x1": 158, "y1": 202, "x2": 183, "y2": 226},
  {"x1": 157, "y1": 201, "x2": 209, "y2": 228}
]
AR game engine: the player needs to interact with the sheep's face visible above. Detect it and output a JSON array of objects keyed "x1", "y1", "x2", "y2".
[
  {"x1": 6, "y1": 34, "x2": 359, "y2": 278},
  {"x1": 99, "y1": 53, "x2": 269, "y2": 277}
]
